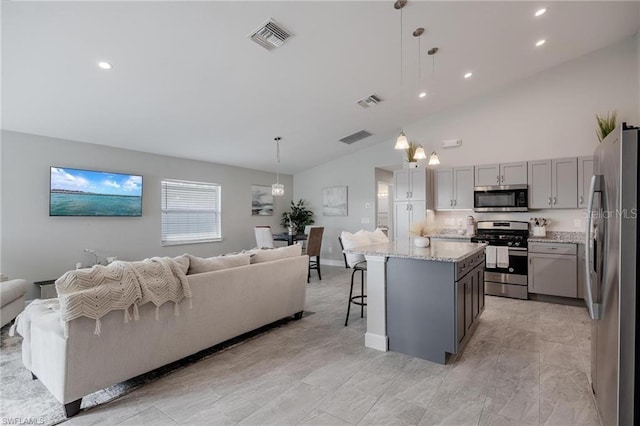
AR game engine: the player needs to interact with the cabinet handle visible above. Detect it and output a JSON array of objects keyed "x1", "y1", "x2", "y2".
[
  {"x1": 450, "y1": 200, "x2": 453, "y2": 206},
  {"x1": 410, "y1": 191, "x2": 413, "y2": 198},
  {"x1": 497, "y1": 175, "x2": 500, "y2": 183},
  {"x1": 406, "y1": 192, "x2": 409, "y2": 199},
  {"x1": 453, "y1": 199, "x2": 457, "y2": 206},
  {"x1": 529, "y1": 258, "x2": 532, "y2": 264},
  {"x1": 548, "y1": 197, "x2": 552, "y2": 205},
  {"x1": 501, "y1": 175, "x2": 504, "y2": 183},
  {"x1": 553, "y1": 197, "x2": 557, "y2": 205},
  {"x1": 579, "y1": 196, "x2": 584, "y2": 205}
]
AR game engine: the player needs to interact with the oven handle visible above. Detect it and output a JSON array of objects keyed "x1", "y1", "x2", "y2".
[{"x1": 508, "y1": 250, "x2": 527, "y2": 257}]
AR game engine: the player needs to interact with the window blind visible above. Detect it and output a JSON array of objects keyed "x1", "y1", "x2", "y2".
[{"x1": 161, "y1": 179, "x2": 221, "y2": 245}]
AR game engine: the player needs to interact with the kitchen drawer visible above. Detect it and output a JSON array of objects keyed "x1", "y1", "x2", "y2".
[
  {"x1": 456, "y1": 251, "x2": 485, "y2": 279},
  {"x1": 528, "y1": 242, "x2": 577, "y2": 255}
]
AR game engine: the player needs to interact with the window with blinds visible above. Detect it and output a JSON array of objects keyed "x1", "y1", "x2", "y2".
[{"x1": 161, "y1": 179, "x2": 221, "y2": 245}]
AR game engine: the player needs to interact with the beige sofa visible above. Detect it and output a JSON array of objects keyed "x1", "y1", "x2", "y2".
[
  {"x1": 19, "y1": 254, "x2": 308, "y2": 417},
  {"x1": 1, "y1": 279, "x2": 30, "y2": 328}
]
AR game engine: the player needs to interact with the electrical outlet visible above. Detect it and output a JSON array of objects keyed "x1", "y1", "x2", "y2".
[{"x1": 365, "y1": 202, "x2": 371, "y2": 209}]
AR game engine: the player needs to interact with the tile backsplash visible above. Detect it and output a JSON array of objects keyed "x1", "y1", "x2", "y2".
[{"x1": 432, "y1": 209, "x2": 587, "y2": 232}]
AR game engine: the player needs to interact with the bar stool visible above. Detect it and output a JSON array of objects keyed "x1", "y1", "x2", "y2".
[{"x1": 338, "y1": 237, "x2": 367, "y2": 326}]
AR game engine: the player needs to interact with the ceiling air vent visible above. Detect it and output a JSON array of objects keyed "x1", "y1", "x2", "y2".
[
  {"x1": 250, "y1": 19, "x2": 293, "y2": 51},
  {"x1": 356, "y1": 94, "x2": 382, "y2": 109},
  {"x1": 339, "y1": 130, "x2": 373, "y2": 145}
]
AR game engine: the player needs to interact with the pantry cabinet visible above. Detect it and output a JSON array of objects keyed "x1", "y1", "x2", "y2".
[
  {"x1": 394, "y1": 201, "x2": 427, "y2": 240},
  {"x1": 394, "y1": 168, "x2": 428, "y2": 201},
  {"x1": 435, "y1": 167, "x2": 473, "y2": 210}
]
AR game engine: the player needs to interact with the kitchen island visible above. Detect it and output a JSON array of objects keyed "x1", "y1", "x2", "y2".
[{"x1": 345, "y1": 239, "x2": 487, "y2": 364}]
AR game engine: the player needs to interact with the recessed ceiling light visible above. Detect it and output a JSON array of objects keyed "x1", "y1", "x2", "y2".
[
  {"x1": 535, "y1": 39, "x2": 546, "y2": 47},
  {"x1": 97, "y1": 61, "x2": 112, "y2": 70},
  {"x1": 464, "y1": 72, "x2": 473, "y2": 79},
  {"x1": 419, "y1": 92, "x2": 427, "y2": 98},
  {"x1": 535, "y1": 8, "x2": 547, "y2": 17}
]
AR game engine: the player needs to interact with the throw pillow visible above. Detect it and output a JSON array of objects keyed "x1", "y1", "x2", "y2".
[
  {"x1": 340, "y1": 230, "x2": 370, "y2": 268},
  {"x1": 173, "y1": 254, "x2": 190, "y2": 275},
  {"x1": 370, "y1": 228, "x2": 390, "y2": 244},
  {"x1": 251, "y1": 244, "x2": 302, "y2": 264},
  {"x1": 187, "y1": 253, "x2": 251, "y2": 275}
]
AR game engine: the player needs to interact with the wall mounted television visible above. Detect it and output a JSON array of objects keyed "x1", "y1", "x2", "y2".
[{"x1": 50, "y1": 167, "x2": 143, "y2": 217}]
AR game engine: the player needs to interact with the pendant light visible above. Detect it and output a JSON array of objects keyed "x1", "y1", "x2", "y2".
[
  {"x1": 413, "y1": 145, "x2": 427, "y2": 160},
  {"x1": 414, "y1": 27, "x2": 426, "y2": 99},
  {"x1": 393, "y1": 0, "x2": 409, "y2": 150},
  {"x1": 272, "y1": 137, "x2": 284, "y2": 196},
  {"x1": 426, "y1": 46, "x2": 440, "y2": 165},
  {"x1": 428, "y1": 151, "x2": 440, "y2": 165}
]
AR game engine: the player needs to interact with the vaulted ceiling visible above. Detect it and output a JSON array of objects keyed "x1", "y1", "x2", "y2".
[{"x1": 3, "y1": 1, "x2": 639, "y2": 173}]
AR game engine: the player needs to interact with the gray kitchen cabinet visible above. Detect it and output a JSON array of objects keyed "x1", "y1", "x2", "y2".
[
  {"x1": 394, "y1": 200, "x2": 427, "y2": 240},
  {"x1": 435, "y1": 167, "x2": 473, "y2": 210},
  {"x1": 528, "y1": 242, "x2": 578, "y2": 298},
  {"x1": 475, "y1": 164, "x2": 500, "y2": 186},
  {"x1": 577, "y1": 156, "x2": 594, "y2": 208},
  {"x1": 528, "y1": 157, "x2": 578, "y2": 209},
  {"x1": 474, "y1": 162, "x2": 527, "y2": 186},
  {"x1": 394, "y1": 168, "x2": 428, "y2": 201},
  {"x1": 456, "y1": 261, "x2": 485, "y2": 344}
]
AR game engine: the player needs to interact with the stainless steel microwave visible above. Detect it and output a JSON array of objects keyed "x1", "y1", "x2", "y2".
[{"x1": 473, "y1": 185, "x2": 528, "y2": 212}]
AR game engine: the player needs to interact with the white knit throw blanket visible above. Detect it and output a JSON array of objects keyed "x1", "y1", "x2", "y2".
[{"x1": 55, "y1": 257, "x2": 191, "y2": 336}]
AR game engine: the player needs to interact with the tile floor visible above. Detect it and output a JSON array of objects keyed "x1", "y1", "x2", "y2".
[{"x1": 63, "y1": 266, "x2": 599, "y2": 426}]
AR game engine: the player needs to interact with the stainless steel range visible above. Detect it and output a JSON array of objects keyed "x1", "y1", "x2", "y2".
[{"x1": 470, "y1": 220, "x2": 529, "y2": 299}]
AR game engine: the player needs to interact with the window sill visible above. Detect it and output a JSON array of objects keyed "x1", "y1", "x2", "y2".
[{"x1": 161, "y1": 238, "x2": 223, "y2": 247}]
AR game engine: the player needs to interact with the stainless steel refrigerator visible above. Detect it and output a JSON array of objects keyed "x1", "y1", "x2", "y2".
[{"x1": 585, "y1": 123, "x2": 639, "y2": 425}]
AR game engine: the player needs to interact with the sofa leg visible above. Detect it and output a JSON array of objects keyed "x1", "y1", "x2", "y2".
[
  {"x1": 31, "y1": 372, "x2": 38, "y2": 380},
  {"x1": 293, "y1": 311, "x2": 303, "y2": 320},
  {"x1": 64, "y1": 399, "x2": 82, "y2": 418}
]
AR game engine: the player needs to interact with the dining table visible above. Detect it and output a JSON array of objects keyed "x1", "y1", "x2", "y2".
[{"x1": 272, "y1": 233, "x2": 307, "y2": 246}]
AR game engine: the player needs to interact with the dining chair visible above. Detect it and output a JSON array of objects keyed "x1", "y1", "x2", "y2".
[
  {"x1": 338, "y1": 236, "x2": 367, "y2": 326},
  {"x1": 306, "y1": 227, "x2": 324, "y2": 282},
  {"x1": 254, "y1": 226, "x2": 274, "y2": 249}
]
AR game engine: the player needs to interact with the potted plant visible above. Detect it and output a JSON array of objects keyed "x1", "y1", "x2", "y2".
[
  {"x1": 281, "y1": 199, "x2": 315, "y2": 234},
  {"x1": 405, "y1": 142, "x2": 419, "y2": 168},
  {"x1": 596, "y1": 110, "x2": 617, "y2": 142}
]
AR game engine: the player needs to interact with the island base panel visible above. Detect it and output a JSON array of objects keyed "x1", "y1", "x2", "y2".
[{"x1": 386, "y1": 257, "x2": 457, "y2": 364}]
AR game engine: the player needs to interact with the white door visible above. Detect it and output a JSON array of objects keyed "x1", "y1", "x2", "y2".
[{"x1": 394, "y1": 170, "x2": 410, "y2": 201}]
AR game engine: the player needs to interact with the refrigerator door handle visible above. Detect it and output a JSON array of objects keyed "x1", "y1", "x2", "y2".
[{"x1": 585, "y1": 174, "x2": 602, "y2": 320}]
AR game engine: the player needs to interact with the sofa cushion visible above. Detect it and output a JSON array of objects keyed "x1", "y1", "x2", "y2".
[
  {"x1": 187, "y1": 254, "x2": 251, "y2": 275},
  {"x1": 251, "y1": 244, "x2": 302, "y2": 264}
]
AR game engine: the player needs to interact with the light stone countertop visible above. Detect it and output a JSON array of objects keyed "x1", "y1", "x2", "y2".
[
  {"x1": 528, "y1": 231, "x2": 586, "y2": 244},
  {"x1": 344, "y1": 239, "x2": 487, "y2": 263}
]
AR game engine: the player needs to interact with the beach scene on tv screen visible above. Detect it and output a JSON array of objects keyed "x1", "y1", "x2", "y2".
[{"x1": 50, "y1": 167, "x2": 142, "y2": 216}]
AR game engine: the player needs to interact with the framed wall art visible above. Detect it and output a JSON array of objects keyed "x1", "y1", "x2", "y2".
[
  {"x1": 251, "y1": 185, "x2": 274, "y2": 216},
  {"x1": 322, "y1": 186, "x2": 348, "y2": 216}
]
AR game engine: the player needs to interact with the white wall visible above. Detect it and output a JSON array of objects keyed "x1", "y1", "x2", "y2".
[
  {"x1": 1, "y1": 131, "x2": 294, "y2": 298},
  {"x1": 294, "y1": 36, "x2": 640, "y2": 264}
]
